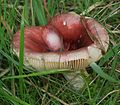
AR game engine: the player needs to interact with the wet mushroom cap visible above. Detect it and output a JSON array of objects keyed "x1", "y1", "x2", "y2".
[
  {"x1": 12, "y1": 12, "x2": 109, "y2": 71},
  {"x1": 13, "y1": 25, "x2": 63, "y2": 52},
  {"x1": 49, "y1": 12, "x2": 93, "y2": 50},
  {"x1": 49, "y1": 12, "x2": 85, "y2": 42}
]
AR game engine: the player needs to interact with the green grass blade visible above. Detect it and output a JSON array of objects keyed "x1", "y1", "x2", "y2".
[
  {"x1": 24, "y1": 0, "x2": 29, "y2": 25},
  {"x1": 0, "y1": 49, "x2": 19, "y2": 66},
  {"x1": 3, "y1": 0, "x2": 7, "y2": 19},
  {"x1": 2, "y1": 69, "x2": 69, "y2": 80},
  {"x1": 99, "y1": 43, "x2": 120, "y2": 66},
  {"x1": 90, "y1": 62, "x2": 120, "y2": 83},
  {"x1": 19, "y1": 4, "x2": 25, "y2": 100},
  {"x1": 30, "y1": 0, "x2": 35, "y2": 26},
  {"x1": 0, "y1": 83, "x2": 30, "y2": 105},
  {"x1": 32, "y1": 0, "x2": 47, "y2": 25},
  {"x1": 0, "y1": 0, "x2": 1, "y2": 17},
  {"x1": 19, "y1": 13, "x2": 24, "y2": 74},
  {"x1": 47, "y1": 0, "x2": 58, "y2": 17}
]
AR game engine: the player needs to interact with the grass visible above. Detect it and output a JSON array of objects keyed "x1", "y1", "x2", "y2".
[{"x1": 0, "y1": 0, "x2": 120, "y2": 105}]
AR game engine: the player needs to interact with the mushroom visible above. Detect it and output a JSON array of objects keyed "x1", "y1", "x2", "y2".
[{"x1": 12, "y1": 12, "x2": 109, "y2": 90}]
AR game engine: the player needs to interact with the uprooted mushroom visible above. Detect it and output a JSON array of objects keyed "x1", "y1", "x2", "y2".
[{"x1": 12, "y1": 12, "x2": 109, "y2": 90}]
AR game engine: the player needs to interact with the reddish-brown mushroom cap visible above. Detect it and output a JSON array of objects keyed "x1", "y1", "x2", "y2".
[
  {"x1": 49, "y1": 12, "x2": 93, "y2": 50},
  {"x1": 12, "y1": 12, "x2": 109, "y2": 71},
  {"x1": 49, "y1": 12, "x2": 85, "y2": 42},
  {"x1": 13, "y1": 25, "x2": 63, "y2": 53}
]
